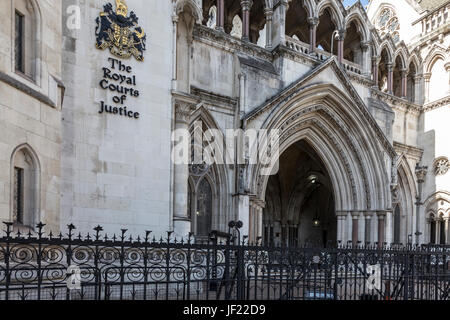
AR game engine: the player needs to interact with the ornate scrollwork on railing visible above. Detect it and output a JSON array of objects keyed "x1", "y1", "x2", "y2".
[{"x1": 0, "y1": 222, "x2": 449, "y2": 301}]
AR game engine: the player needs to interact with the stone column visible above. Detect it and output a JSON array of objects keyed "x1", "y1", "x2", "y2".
[
  {"x1": 364, "y1": 212, "x2": 373, "y2": 244},
  {"x1": 415, "y1": 165, "x2": 428, "y2": 244},
  {"x1": 240, "y1": 0, "x2": 253, "y2": 42},
  {"x1": 264, "y1": 7, "x2": 273, "y2": 50},
  {"x1": 372, "y1": 212, "x2": 379, "y2": 244},
  {"x1": 173, "y1": 99, "x2": 196, "y2": 238},
  {"x1": 257, "y1": 206, "x2": 263, "y2": 241},
  {"x1": 426, "y1": 218, "x2": 431, "y2": 244},
  {"x1": 372, "y1": 56, "x2": 379, "y2": 88},
  {"x1": 413, "y1": 74, "x2": 422, "y2": 104},
  {"x1": 445, "y1": 217, "x2": 450, "y2": 245},
  {"x1": 271, "y1": 0, "x2": 288, "y2": 48},
  {"x1": 337, "y1": 30, "x2": 345, "y2": 64},
  {"x1": 336, "y1": 212, "x2": 347, "y2": 245},
  {"x1": 347, "y1": 212, "x2": 353, "y2": 245},
  {"x1": 351, "y1": 212, "x2": 359, "y2": 246},
  {"x1": 216, "y1": 0, "x2": 225, "y2": 31},
  {"x1": 423, "y1": 73, "x2": 431, "y2": 103},
  {"x1": 235, "y1": 194, "x2": 250, "y2": 241},
  {"x1": 437, "y1": 218, "x2": 442, "y2": 244},
  {"x1": 360, "y1": 42, "x2": 371, "y2": 75},
  {"x1": 308, "y1": 17, "x2": 318, "y2": 53},
  {"x1": 358, "y1": 212, "x2": 365, "y2": 245},
  {"x1": 385, "y1": 210, "x2": 393, "y2": 245},
  {"x1": 387, "y1": 63, "x2": 394, "y2": 94},
  {"x1": 172, "y1": 15, "x2": 179, "y2": 90},
  {"x1": 401, "y1": 68, "x2": 408, "y2": 98},
  {"x1": 248, "y1": 203, "x2": 255, "y2": 243},
  {"x1": 377, "y1": 211, "x2": 386, "y2": 247},
  {"x1": 445, "y1": 62, "x2": 450, "y2": 94}
]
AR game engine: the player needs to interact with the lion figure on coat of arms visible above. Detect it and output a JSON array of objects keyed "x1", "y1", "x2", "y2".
[{"x1": 95, "y1": 0, "x2": 147, "y2": 61}]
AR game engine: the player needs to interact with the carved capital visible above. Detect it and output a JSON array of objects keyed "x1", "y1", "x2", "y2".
[
  {"x1": 174, "y1": 101, "x2": 195, "y2": 124},
  {"x1": 307, "y1": 17, "x2": 319, "y2": 27},
  {"x1": 386, "y1": 63, "x2": 394, "y2": 72},
  {"x1": 445, "y1": 61, "x2": 450, "y2": 72},
  {"x1": 415, "y1": 164, "x2": 428, "y2": 183},
  {"x1": 360, "y1": 41, "x2": 370, "y2": 51},
  {"x1": 264, "y1": 7, "x2": 273, "y2": 19},
  {"x1": 400, "y1": 68, "x2": 408, "y2": 77},
  {"x1": 240, "y1": 0, "x2": 253, "y2": 11},
  {"x1": 377, "y1": 211, "x2": 387, "y2": 219}
]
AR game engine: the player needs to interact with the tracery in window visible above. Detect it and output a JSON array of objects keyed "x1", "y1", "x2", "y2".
[
  {"x1": 378, "y1": 9, "x2": 391, "y2": 27},
  {"x1": 377, "y1": 8, "x2": 401, "y2": 43}
]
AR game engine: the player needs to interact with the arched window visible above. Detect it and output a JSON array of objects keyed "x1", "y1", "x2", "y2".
[
  {"x1": 196, "y1": 178, "x2": 213, "y2": 237},
  {"x1": 439, "y1": 216, "x2": 446, "y2": 245},
  {"x1": 407, "y1": 61, "x2": 417, "y2": 103},
  {"x1": 377, "y1": 8, "x2": 400, "y2": 43},
  {"x1": 14, "y1": 0, "x2": 38, "y2": 80},
  {"x1": 11, "y1": 145, "x2": 39, "y2": 229},
  {"x1": 429, "y1": 214, "x2": 437, "y2": 244},
  {"x1": 429, "y1": 57, "x2": 447, "y2": 102}
]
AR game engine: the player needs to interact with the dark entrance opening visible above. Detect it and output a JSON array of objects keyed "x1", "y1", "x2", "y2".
[{"x1": 263, "y1": 140, "x2": 336, "y2": 247}]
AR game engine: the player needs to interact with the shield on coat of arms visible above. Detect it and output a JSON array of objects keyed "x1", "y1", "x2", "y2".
[{"x1": 95, "y1": 0, "x2": 146, "y2": 61}]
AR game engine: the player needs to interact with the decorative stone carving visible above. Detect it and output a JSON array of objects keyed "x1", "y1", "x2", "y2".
[
  {"x1": 189, "y1": 162, "x2": 210, "y2": 177},
  {"x1": 174, "y1": 101, "x2": 194, "y2": 124},
  {"x1": 434, "y1": 157, "x2": 449, "y2": 176},
  {"x1": 415, "y1": 164, "x2": 428, "y2": 183}
]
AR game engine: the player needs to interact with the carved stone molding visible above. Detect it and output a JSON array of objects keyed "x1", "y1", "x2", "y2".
[
  {"x1": 175, "y1": 101, "x2": 195, "y2": 124},
  {"x1": 415, "y1": 165, "x2": 428, "y2": 183}
]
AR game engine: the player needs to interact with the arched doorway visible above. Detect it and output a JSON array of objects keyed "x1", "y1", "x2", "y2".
[{"x1": 263, "y1": 140, "x2": 336, "y2": 247}]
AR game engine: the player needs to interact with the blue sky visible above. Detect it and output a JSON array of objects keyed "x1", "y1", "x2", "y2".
[{"x1": 342, "y1": 0, "x2": 369, "y2": 9}]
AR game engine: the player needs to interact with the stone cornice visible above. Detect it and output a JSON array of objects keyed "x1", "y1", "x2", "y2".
[
  {"x1": 273, "y1": 45, "x2": 318, "y2": 68},
  {"x1": 0, "y1": 71, "x2": 56, "y2": 108},
  {"x1": 193, "y1": 24, "x2": 273, "y2": 61},
  {"x1": 172, "y1": 90, "x2": 200, "y2": 123},
  {"x1": 371, "y1": 89, "x2": 422, "y2": 115},
  {"x1": 347, "y1": 73, "x2": 374, "y2": 87},
  {"x1": 423, "y1": 95, "x2": 450, "y2": 112},
  {"x1": 393, "y1": 141, "x2": 424, "y2": 162},
  {"x1": 190, "y1": 86, "x2": 237, "y2": 115}
]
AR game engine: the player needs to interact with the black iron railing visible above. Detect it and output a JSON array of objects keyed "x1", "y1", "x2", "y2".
[{"x1": 0, "y1": 222, "x2": 449, "y2": 301}]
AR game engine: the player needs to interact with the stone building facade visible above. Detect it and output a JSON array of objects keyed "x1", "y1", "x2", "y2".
[{"x1": 0, "y1": 0, "x2": 449, "y2": 246}]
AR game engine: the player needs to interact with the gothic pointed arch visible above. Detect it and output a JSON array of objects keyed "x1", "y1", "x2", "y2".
[
  {"x1": 344, "y1": 10, "x2": 370, "y2": 44},
  {"x1": 394, "y1": 156, "x2": 418, "y2": 243},
  {"x1": 316, "y1": 0, "x2": 345, "y2": 30},
  {"x1": 13, "y1": 0, "x2": 43, "y2": 84},
  {"x1": 188, "y1": 105, "x2": 230, "y2": 236},
  {"x1": 244, "y1": 60, "x2": 395, "y2": 216},
  {"x1": 10, "y1": 143, "x2": 41, "y2": 229},
  {"x1": 174, "y1": 0, "x2": 203, "y2": 24}
]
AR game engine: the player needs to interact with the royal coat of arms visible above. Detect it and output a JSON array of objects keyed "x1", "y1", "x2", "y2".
[{"x1": 95, "y1": 0, "x2": 146, "y2": 61}]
